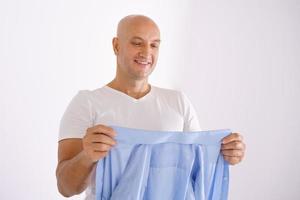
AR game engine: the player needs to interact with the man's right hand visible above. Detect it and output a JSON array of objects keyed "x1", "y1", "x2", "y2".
[
  {"x1": 56, "y1": 124, "x2": 117, "y2": 196},
  {"x1": 82, "y1": 124, "x2": 117, "y2": 163}
]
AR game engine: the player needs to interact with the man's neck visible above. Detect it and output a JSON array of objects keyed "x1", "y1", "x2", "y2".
[{"x1": 107, "y1": 78, "x2": 151, "y2": 99}]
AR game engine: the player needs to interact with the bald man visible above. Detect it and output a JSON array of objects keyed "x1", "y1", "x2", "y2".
[{"x1": 56, "y1": 15, "x2": 245, "y2": 199}]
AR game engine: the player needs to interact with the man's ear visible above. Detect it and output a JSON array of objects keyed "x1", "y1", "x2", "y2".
[{"x1": 112, "y1": 37, "x2": 119, "y2": 55}]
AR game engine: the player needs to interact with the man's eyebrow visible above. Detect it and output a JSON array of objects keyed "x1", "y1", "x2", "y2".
[{"x1": 131, "y1": 36, "x2": 161, "y2": 43}]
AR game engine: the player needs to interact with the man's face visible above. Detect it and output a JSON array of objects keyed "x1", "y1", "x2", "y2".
[{"x1": 114, "y1": 21, "x2": 161, "y2": 80}]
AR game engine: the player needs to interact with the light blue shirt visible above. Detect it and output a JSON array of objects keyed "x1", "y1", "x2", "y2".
[{"x1": 96, "y1": 126, "x2": 231, "y2": 200}]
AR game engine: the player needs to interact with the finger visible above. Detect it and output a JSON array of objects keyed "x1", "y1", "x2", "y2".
[
  {"x1": 222, "y1": 132, "x2": 243, "y2": 144},
  {"x1": 221, "y1": 149, "x2": 244, "y2": 157},
  {"x1": 221, "y1": 141, "x2": 245, "y2": 150},
  {"x1": 92, "y1": 143, "x2": 113, "y2": 152},
  {"x1": 91, "y1": 134, "x2": 117, "y2": 146},
  {"x1": 87, "y1": 124, "x2": 117, "y2": 138},
  {"x1": 88, "y1": 124, "x2": 117, "y2": 137},
  {"x1": 224, "y1": 156, "x2": 241, "y2": 165}
]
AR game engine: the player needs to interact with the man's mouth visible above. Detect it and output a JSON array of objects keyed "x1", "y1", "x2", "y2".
[{"x1": 134, "y1": 59, "x2": 152, "y2": 66}]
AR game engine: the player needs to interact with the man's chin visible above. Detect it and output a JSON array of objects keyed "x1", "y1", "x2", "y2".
[{"x1": 131, "y1": 71, "x2": 153, "y2": 80}]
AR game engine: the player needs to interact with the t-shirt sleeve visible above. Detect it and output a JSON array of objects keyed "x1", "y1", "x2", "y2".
[
  {"x1": 179, "y1": 92, "x2": 202, "y2": 132},
  {"x1": 58, "y1": 90, "x2": 94, "y2": 141}
]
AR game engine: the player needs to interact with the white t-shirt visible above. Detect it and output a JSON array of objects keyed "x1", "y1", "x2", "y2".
[{"x1": 59, "y1": 85, "x2": 201, "y2": 199}]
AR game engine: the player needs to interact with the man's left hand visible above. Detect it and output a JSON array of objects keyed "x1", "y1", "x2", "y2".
[{"x1": 221, "y1": 132, "x2": 246, "y2": 165}]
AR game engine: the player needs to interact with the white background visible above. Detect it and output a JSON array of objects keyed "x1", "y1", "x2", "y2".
[{"x1": 1, "y1": 0, "x2": 299, "y2": 199}]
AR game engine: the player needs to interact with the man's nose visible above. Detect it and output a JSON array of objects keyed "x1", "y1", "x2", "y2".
[{"x1": 139, "y1": 45, "x2": 152, "y2": 58}]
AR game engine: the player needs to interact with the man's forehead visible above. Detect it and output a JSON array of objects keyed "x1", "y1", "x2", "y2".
[{"x1": 130, "y1": 36, "x2": 161, "y2": 43}]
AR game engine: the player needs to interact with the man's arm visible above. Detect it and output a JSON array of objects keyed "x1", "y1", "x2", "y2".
[{"x1": 56, "y1": 125, "x2": 117, "y2": 197}]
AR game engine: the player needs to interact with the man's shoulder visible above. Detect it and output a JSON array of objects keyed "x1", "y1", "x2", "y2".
[
  {"x1": 152, "y1": 85, "x2": 182, "y2": 95},
  {"x1": 151, "y1": 85, "x2": 185, "y2": 100},
  {"x1": 68, "y1": 86, "x2": 108, "y2": 103},
  {"x1": 79, "y1": 86, "x2": 111, "y2": 97}
]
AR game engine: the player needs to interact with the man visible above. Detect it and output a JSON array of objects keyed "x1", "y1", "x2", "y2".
[{"x1": 56, "y1": 15, "x2": 246, "y2": 199}]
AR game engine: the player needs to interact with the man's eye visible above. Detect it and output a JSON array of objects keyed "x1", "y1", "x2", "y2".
[
  {"x1": 151, "y1": 44, "x2": 159, "y2": 48},
  {"x1": 132, "y1": 42, "x2": 141, "y2": 46}
]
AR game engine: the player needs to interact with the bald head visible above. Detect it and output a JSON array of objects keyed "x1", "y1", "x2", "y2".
[
  {"x1": 116, "y1": 15, "x2": 160, "y2": 39},
  {"x1": 112, "y1": 15, "x2": 161, "y2": 81}
]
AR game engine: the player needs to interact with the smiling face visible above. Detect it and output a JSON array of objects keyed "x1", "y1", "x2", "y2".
[{"x1": 113, "y1": 15, "x2": 161, "y2": 81}]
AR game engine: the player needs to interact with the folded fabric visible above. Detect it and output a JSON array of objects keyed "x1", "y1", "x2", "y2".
[{"x1": 96, "y1": 126, "x2": 231, "y2": 200}]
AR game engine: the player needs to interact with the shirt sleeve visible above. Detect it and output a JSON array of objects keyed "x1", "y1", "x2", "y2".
[
  {"x1": 179, "y1": 92, "x2": 202, "y2": 132},
  {"x1": 58, "y1": 90, "x2": 94, "y2": 141}
]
